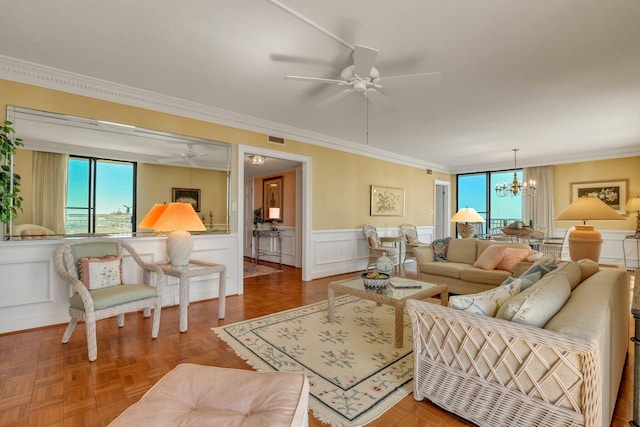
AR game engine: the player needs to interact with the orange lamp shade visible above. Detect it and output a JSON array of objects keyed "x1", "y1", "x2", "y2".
[
  {"x1": 152, "y1": 203, "x2": 206, "y2": 232},
  {"x1": 138, "y1": 204, "x2": 168, "y2": 229}
]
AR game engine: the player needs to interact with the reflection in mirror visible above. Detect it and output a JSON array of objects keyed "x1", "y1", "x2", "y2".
[{"x1": 6, "y1": 106, "x2": 231, "y2": 240}]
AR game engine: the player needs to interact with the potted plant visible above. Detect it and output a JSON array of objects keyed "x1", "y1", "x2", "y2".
[
  {"x1": 0, "y1": 120, "x2": 24, "y2": 238},
  {"x1": 253, "y1": 207, "x2": 264, "y2": 229}
]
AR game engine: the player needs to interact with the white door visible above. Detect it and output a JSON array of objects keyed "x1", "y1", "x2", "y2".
[
  {"x1": 434, "y1": 182, "x2": 450, "y2": 240},
  {"x1": 243, "y1": 180, "x2": 254, "y2": 259}
]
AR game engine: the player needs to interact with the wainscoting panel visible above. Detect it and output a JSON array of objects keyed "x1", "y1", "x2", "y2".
[{"x1": 0, "y1": 233, "x2": 238, "y2": 334}]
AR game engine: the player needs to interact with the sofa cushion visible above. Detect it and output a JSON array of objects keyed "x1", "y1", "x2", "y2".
[
  {"x1": 460, "y1": 267, "x2": 512, "y2": 286},
  {"x1": 446, "y1": 238, "x2": 478, "y2": 264},
  {"x1": 520, "y1": 258, "x2": 558, "y2": 279},
  {"x1": 547, "y1": 261, "x2": 582, "y2": 290},
  {"x1": 449, "y1": 279, "x2": 521, "y2": 316},
  {"x1": 421, "y1": 261, "x2": 468, "y2": 279},
  {"x1": 431, "y1": 237, "x2": 452, "y2": 262},
  {"x1": 501, "y1": 270, "x2": 543, "y2": 291},
  {"x1": 577, "y1": 258, "x2": 600, "y2": 282},
  {"x1": 473, "y1": 245, "x2": 506, "y2": 270},
  {"x1": 496, "y1": 248, "x2": 532, "y2": 272},
  {"x1": 496, "y1": 274, "x2": 571, "y2": 326}
]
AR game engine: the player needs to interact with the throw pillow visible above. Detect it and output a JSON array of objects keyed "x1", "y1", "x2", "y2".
[
  {"x1": 524, "y1": 251, "x2": 544, "y2": 262},
  {"x1": 496, "y1": 274, "x2": 571, "y2": 326},
  {"x1": 367, "y1": 236, "x2": 379, "y2": 248},
  {"x1": 473, "y1": 245, "x2": 507, "y2": 270},
  {"x1": 431, "y1": 237, "x2": 451, "y2": 262},
  {"x1": 501, "y1": 270, "x2": 542, "y2": 291},
  {"x1": 449, "y1": 280, "x2": 521, "y2": 316},
  {"x1": 577, "y1": 258, "x2": 600, "y2": 282},
  {"x1": 496, "y1": 247, "x2": 532, "y2": 272},
  {"x1": 406, "y1": 234, "x2": 419, "y2": 246},
  {"x1": 77, "y1": 255, "x2": 123, "y2": 290},
  {"x1": 520, "y1": 258, "x2": 558, "y2": 279}
]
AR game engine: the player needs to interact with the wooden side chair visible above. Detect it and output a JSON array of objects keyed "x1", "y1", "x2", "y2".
[
  {"x1": 53, "y1": 238, "x2": 165, "y2": 361},
  {"x1": 399, "y1": 223, "x2": 428, "y2": 265},
  {"x1": 363, "y1": 224, "x2": 400, "y2": 271}
]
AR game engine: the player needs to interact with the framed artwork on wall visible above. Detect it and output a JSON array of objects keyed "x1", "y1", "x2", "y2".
[
  {"x1": 172, "y1": 187, "x2": 201, "y2": 212},
  {"x1": 570, "y1": 179, "x2": 628, "y2": 215},
  {"x1": 263, "y1": 176, "x2": 283, "y2": 221},
  {"x1": 370, "y1": 185, "x2": 405, "y2": 216}
]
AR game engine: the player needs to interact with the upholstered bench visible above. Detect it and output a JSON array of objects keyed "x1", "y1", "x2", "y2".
[{"x1": 108, "y1": 363, "x2": 309, "y2": 427}]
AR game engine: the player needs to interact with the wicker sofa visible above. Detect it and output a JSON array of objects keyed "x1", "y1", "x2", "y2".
[
  {"x1": 414, "y1": 238, "x2": 534, "y2": 295},
  {"x1": 407, "y1": 263, "x2": 629, "y2": 427}
]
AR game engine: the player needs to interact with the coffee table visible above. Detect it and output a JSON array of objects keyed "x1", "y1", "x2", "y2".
[{"x1": 328, "y1": 277, "x2": 448, "y2": 348}]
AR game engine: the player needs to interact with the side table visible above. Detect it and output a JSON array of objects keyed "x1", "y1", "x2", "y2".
[{"x1": 156, "y1": 259, "x2": 226, "y2": 332}]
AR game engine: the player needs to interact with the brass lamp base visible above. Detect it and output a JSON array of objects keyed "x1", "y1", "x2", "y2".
[{"x1": 568, "y1": 225, "x2": 602, "y2": 263}]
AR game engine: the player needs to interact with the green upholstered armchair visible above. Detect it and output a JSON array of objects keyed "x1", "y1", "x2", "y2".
[{"x1": 53, "y1": 238, "x2": 165, "y2": 361}]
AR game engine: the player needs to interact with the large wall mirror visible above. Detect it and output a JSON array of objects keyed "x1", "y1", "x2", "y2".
[{"x1": 5, "y1": 106, "x2": 231, "y2": 240}]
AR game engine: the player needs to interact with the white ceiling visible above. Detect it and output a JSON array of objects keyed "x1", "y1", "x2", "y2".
[{"x1": 1, "y1": 0, "x2": 639, "y2": 173}]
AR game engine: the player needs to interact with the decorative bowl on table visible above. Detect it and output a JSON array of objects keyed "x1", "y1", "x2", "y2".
[{"x1": 361, "y1": 271, "x2": 391, "y2": 290}]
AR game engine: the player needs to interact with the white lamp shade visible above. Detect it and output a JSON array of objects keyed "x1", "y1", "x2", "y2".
[
  {"x1": 556, "y1": 196, "x2": 624, "y2": 222},
  {"x1": 450, "y1": 208, "x2": 485, "y2": 223},
  {"x1": 268, "y1": 207, "x2": 280, "y2": 220}
]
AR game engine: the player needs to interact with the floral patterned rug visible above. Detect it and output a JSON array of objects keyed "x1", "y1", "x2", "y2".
[
  {"x1": 213, "y1": 295, "x2": 413, "y2": 426},
  {"x1": 243, "y1": 261, "x2": 282, "y2": 278}
]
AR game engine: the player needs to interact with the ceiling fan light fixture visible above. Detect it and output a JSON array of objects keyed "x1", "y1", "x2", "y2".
[{"x1": 250, "y1": 155, "x2": 265, "y2": 165}]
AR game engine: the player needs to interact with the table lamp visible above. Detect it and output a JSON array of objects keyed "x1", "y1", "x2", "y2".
[
  {"x1": 268, "y1": 207, "x2": 280, "y2": 230},
  {"x1": 555, "y1": 196, "x2": 624, "y2": 262},
  {"x1": 626, "y1": 196, "x2": 640, "y2": 234},
  {"x1": 451, "y1": 208, "x2": 485, "y2": 238},
  {"x1": 138, "y1": 203, "x2": 167, "y2": 229},
  {"x1": 140, "y1": 202, "x2": 206, "y2": 265}
]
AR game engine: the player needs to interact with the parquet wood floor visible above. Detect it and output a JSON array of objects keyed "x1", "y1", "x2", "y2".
[{"x1": 0, "y1": 261, "x2": 635, "y2": 426}]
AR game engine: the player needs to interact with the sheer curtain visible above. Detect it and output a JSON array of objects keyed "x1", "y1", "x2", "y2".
[
  {"x1": 32, "y1": 151, "x2": 68, "y2": 234},
  {"x1": 523, "y1": 166, "x2": 554, "y2": 235}
]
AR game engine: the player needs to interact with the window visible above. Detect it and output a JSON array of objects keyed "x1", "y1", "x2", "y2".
[
  {"x1": 66, "y1": 156, "x2": 136, "y2": 234},
  {"x1": 457, "y1": 170, "x2": 523, "y2": 233}
]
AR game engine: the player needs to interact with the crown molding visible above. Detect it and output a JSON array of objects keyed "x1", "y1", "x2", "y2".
[{"x1": 0, "y1": 55, "x2": 450, "y2": 174}]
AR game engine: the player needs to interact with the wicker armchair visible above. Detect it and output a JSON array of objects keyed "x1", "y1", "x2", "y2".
[
  {"x1": 363, "y1": 224, "x2": 399, "y2": 271},
  {"x1": 399, "y1": 223, "x2": 428, "y2": 265},
  {"x1": 54, "y1": 238, "x2": 165, "y2": 361}
]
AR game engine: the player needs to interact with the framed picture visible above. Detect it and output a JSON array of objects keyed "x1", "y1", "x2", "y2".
[
  {"x1": 570, "y1": 179, "x2": 628, "y2": 215},
  {"x1": 172, "y1": 187, "x2": 201, "y2": 212},
  {"x1": 263, "y1": 176, "x2": 283, "y2": 221},
  {"x1": 370, "y1": 185, "x2": 405, "y2": 216}
]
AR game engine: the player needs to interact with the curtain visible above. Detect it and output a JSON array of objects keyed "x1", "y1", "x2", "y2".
[
  {"x1": 32, "y1": 151, "x2": 68, "y2": 234},
  {"x1": 523, "y1": 166, "x2": 554, "y2": 235}
]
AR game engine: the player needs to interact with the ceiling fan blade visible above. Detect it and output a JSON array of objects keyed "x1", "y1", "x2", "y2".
[
  {"x1": 365, "y1": 89, "x2": 397, "y2": 110},
  {"x1": 315, "y1": 89, "x2": 353, "y2": 108},
  {"x1": 285, "y1": 75, "x2": 347, "y2": 85},
  {"x1": 378, "y1": 72, "x2": 441, "y2": 87},
  {"x1": 353, "y1": 45, "x2": 379, "y2": 78},
  {"x1": 270, "y1": 53, "x2": 333, "y2": 65}
]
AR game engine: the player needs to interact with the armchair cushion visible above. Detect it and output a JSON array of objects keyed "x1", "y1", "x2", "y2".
[
  {"x1": 78, "y1": 255, "x2": 122, "y2": 289},
  {"x1": 70, "y1": 284, "x2": 158, "y2": 311}
]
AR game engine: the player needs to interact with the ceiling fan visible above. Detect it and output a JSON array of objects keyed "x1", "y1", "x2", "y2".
[
  {"x1": 157, "y1": 143, "x2": 207, "y2": 167},
  {"x1": 285, "y1": 45, "x2": 440, "y2": 107}
]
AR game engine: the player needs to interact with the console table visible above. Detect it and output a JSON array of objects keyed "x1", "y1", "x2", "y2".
[
  {"x1": 252, "y1": 229, "x2": 282, "y2": 267},
  {"x1": 156, "y1": 259, "x2": 226, "y2": 332}
]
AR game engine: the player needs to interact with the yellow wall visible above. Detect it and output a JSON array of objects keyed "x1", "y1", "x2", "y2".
[
  {"x1": 1, "y1": 78, "x2": 451, "y2": 232},
  {"x1": 554, "y1": 156, "x2": 640, "y2": 231},
  {"x1": 138, "y1": 163, "x2": 227, "y2": 229}
]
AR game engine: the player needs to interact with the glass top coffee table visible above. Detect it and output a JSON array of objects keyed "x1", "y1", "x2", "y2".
[{"x1": 328, "y1": 277, "x2": 448, "y2": 348}]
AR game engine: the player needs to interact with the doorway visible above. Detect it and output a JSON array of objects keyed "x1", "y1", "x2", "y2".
[{"x1": 237, "y1": 145, "x2": 312, "y2": 288}]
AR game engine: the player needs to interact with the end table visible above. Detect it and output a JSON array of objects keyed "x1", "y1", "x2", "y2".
[{"x1": 156, "y1": 259, "x2": 226, "y2": 332}]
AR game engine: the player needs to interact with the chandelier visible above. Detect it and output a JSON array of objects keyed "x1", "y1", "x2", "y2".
[
  {"x1": 249, "y1": 155, "x2": 265, "y2": 165},
  {"x1": 494, "y1": 149, "x2": 536, "y2": 197}
]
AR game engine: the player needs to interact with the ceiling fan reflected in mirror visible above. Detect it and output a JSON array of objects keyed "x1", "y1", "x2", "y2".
[
  {"x1": 285, "y1": 45, "x2": 440, "y2": 108},
  {"x1": 157, "y1": 143, "x2": 207, "y2": 167}
]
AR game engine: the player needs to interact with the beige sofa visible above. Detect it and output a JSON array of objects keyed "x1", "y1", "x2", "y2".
[
  {"x1": 407, "y1": 263, "x2": 629, "y2": 427},
  {"x1": 414, "y1": 238, "x2": 533, "y2": 295}
]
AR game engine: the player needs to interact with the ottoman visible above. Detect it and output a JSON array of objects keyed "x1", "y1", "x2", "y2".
[{"x1": 108, "y1": 363, "x2": 309, "y2": 427}]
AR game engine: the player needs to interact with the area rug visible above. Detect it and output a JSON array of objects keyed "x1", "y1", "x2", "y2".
[
  {"x1": 213, "y1": 295, "x2": 413, "y2": 426},
  {"x1": 243, "y1": 261, "x2": 282, "y2": 278}
]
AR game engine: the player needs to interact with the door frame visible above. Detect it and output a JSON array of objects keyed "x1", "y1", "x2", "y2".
[{"x1": 237, "y1": 145, "x2": 312, "y2": 287}]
